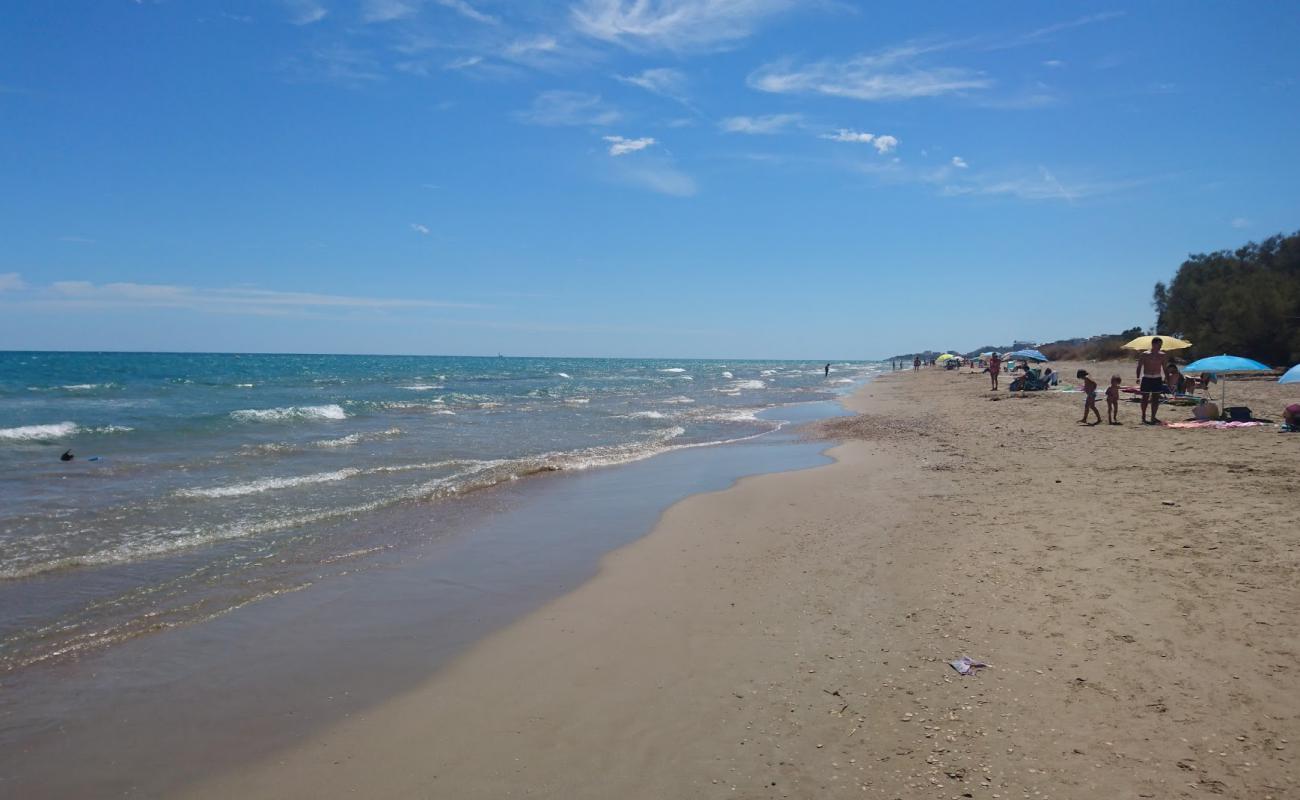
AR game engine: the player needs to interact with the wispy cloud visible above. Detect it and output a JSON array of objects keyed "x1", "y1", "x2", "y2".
[
  {"x1": 749, "y1": 43, "x2": 992, "y2": 101},
  {"x1": 282, "y1": 0, "x2": 328, "y2": 25},
  {"x1": 719, "y1": 113, "x2": 801, "y2": 134},
  {"x1": 571, "y1": 0, "x2": 796, "y2": 51},
  {"x1": 519, "y1": 90, "x2": 620, "y2": 126},
  {"x1": 603, "y1": 135, "x2": 657, "y2": 156},
  {"x1": 1230, "y1": 217, "x2": 1251, "y2": 229},
  {"x1": 611, "y1": 159, "x2": 697, "y2": 196},
  {"x1": 615, "y1": 67, "x2": 688, "y2": 100},
  {"x1": 937, "y1": 165, "x2": 1136, "y2": 202},
  {"x1": 951, "y1": 156, "x2": 968, "y2": 168},
  {"x1": 410, "y1": 223, "x2": 432, "y2": 234},
  {"x1": 284, "y1": 44, "x2": 384, "y2": 86},
  {"x1": 990, "y1": 11, "x2": 1125, "y2": 50},
  {"x1": 820, "y1": 129, "x2": 899, "y2": 154},
  {"x1": 361, "y1": 0, "x2": 418, "y2": 23},
  {"x1": 6, "y1": 280, "x2": 489, "y2": 315},
  {"x1": 504, "y1": 35, "x2": 561, "y2": 59},
  {"x1": 0, "y1": 273, "x2": 24, "y2": 292},
  {"x1": 435, "y1": 0, "x2": 498, "y2": 25}
]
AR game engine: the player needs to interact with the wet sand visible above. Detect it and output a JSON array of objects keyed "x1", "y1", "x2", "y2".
[{"x1": 173, "y1": 364, "x2": 1296, "y2": 798}]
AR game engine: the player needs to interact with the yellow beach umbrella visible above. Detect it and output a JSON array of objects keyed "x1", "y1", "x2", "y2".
[
  {"x1": 936, "y1": 353, "x2": 958, "y2": 361},
  {"x1": 1122, "y1": 335, "x2": 1192, "y2": 351}
]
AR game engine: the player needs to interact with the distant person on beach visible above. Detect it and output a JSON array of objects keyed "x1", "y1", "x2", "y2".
[
  {"x1": 988, "y1": 353, "x2": 1002, "y2": 390},
  {"x1": 1106, "y1": 375, "x2": 1122, "y2": 424},
  {"x1": 1137, "y1": 337, "x2": 1169, "y2": 424},
  {"x1": 824, "y1": 363, "x2": 831, "y2": 377},
  {"x1": 913, "y1": 357, "x2": 920, "y2": 371},
  {"x1": 60, "y1": 450, "x2": 74, "y2": 461},
  {"x1": 1077, "y1": 370, "x2": 1101, "y2": 425}
]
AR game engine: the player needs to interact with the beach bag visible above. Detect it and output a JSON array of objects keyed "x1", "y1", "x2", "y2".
[
  {"x1": 1193, "y1": 402, "x2": 1220, "y2": 420},
  {"x1": 1226, "y1": 406, "x2": 1252, "y2": 421}
]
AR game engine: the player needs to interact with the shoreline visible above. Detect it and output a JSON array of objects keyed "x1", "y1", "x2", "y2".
[
  {"x1": 1, "y1": 394, "x2": 857, "y2": 798},
  {"x1": 183, "y1": 364, "x2": 1299, "y2": 799}
]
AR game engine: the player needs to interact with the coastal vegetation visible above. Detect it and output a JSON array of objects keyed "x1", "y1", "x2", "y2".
[{"x1": 1153, "y1": 230, "x2": 1300, "y2": 366}]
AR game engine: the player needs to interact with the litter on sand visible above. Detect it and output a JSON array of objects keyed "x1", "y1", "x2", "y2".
[{"x1": 949, "y1": 656, "x2": 988, "y2": 675}]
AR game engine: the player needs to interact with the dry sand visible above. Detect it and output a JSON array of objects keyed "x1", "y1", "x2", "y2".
[{"x1": 184, "y1": 364, "x2": 1300, "y2": 799}]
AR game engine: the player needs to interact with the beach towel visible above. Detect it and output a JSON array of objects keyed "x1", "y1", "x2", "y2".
[{"x1": 1162, "y1": 420, "x2": 1265, "y2": 429}]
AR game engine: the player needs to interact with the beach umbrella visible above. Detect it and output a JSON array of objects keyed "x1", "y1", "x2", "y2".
[
  {"x1": 936, "y1": 353, "x2": 958, "y2": 362},
  {"x1": 1123, "y1": 335, "x2": 1193, "y2": 351},
  {"x1": 1279, "y1": 364, "x2": 1300, "y2": 384},
  {"x1": 1005, "y1": 349, "x2": 1049, "y2": 362},
  {"x1": 1182, "y1": 354, "x2": 1272, "y2": 411}
]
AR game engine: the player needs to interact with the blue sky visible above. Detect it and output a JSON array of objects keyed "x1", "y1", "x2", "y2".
[{"x1": 2, "y1": 1, "x2": 1297, "y2": 358}]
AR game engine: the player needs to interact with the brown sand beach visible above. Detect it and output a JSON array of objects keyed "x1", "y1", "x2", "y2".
[{"x1": 185, "y1": 364, "x2": 1299, "y2": 799}]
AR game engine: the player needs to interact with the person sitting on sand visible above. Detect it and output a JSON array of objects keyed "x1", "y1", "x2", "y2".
[
  {"x1": 1042, "y1": 367, "x2": 1058, "y2": 386},
  {"x1": 1285, "y1": 403, "x2": 1300, "y2": 432},
  {"x1": 1136, "y1": 337, "x2": 1169, "y2": 424},
  {"x1": 1165, "y1": 362, "x2": 1187, "y2": 395},
  {"x1": 1077, "y1": 370, "x2": 1101, "y2": 425},
  {"x1": 1106, "y1": 375, "x2": 1122, "y2": 425}
]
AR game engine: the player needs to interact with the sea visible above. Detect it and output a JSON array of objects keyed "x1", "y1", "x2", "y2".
[{"x1": 0, "y1": 352, "x2": 876, "y2": 677}]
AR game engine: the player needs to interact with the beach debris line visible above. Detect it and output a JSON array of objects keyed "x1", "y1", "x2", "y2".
[{"x1": 948, "y1": 656, "x2": 988, "y2": 676}]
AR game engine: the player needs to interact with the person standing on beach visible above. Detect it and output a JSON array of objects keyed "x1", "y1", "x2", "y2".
[
  {"x1": 913, "y1": 356, "x2": 921, "y2": 372},
  {"x1": 824, "y1": 363, "x2": 830, "y2": 378},
  {"x1": 1136, "y1": 338, "x2": 1169, "y2": 424},
  {"x1": 988, "y1": 353, "x2": 1002, "y2": 390}
]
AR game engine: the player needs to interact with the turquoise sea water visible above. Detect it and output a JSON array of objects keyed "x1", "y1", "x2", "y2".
[{"x1": 0, "y1": 352, "x2": 876, "y2": 673}]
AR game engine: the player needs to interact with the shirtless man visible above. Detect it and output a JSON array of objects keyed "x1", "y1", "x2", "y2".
[{"x1": 1136, "y1": 337, "x2": 1169, "y2": 424}]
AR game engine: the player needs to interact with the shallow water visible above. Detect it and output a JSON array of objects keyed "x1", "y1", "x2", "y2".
[{"x1": 1, "y1": 353, "x2": 875, "y2": 674}]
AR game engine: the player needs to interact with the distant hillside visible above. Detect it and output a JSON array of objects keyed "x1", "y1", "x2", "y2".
[{"x1": 887, "y1": 328, "x2": 1146, "y2": 363}]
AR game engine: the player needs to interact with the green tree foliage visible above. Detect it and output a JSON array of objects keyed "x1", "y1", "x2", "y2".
[{"x1": 1158, "y1": 231, "x2": 1300, "y2": 366}]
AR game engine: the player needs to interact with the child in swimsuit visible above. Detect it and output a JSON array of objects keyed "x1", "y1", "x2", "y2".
[
  {"x1": 1105, "y1": 375, "x2": 1121, "y2": 425},
  {"x1": 1077, "y1": 369, "x2": 1101, "y2": 425}
]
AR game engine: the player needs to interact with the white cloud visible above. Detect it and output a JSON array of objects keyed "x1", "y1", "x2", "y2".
[
  {"x1": 1230, "y1": 217, "x2": 1251, "y2": 229},
  {"x1": 749, "y1": 43, "x2": 993, "y2": 101},
  {"x1": 951, "y1": 155, "x2": 968, "y2": 168},
  {"x1": 0, "y1": 273, "x2": 24, "y2": 292},
  {"x1": 571, "y1": 0, "x2": 795, "y2": 51},
  {"x1": 361, "y1": 0, "x2": 417, "y2": 22},
  {"x1": 821, "y1": 129, "x2": 875, "y2": 143},
  {"x1": 615, "y1": 67, "x2": 688, "y2": 100},
  {"x1": 283, "y1": 0, "x2": 327, "y2": 24},
  {"x1": 719, "y1": 113, "x2": 801, "y2": 134},
  {"x1": 603, "y1": 135, "x2": 657, "y2": 156},
  {"x1": 411, "y1": 223, "x2": 432, "y2": 234},
  {"x1": 871, "y1": 134, "x2": 898, "y2": 154},
  {"x1": 1042, "y1": 59, "x2": 1065, "y2": 68},
  {"x1": 24, "y1": 281, "x2": 487, "y2": 313},
  {"x1": 435, "y1": 0, "x2": 498, "y2": 24},
  {"x1": 519, "y1": 90, "x2": 620, "y2": 126}
]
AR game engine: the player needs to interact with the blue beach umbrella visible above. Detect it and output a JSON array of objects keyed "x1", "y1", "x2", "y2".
[
  {"x1": 1005, "y1": 349, "x2": 1049, "y2": 362},
  {"x1": 1181, "y1": 354, "x2": 1272, "y2": 410},
  {"x1": 1278, "y1": 364, "x2": 1300, "y2": 384}
]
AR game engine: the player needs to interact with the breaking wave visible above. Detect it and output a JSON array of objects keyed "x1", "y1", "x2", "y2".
[{"x1": 230, "y1": 404, "x2": 347, "y2": 423}]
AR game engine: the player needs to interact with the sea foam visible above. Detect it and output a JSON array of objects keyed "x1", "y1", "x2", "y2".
[
  {"x1": 230, "y1": 404, "x2": 347, "y2": 423},
  {"x1": 0, "y1": 422, "x2": 79, "y2": 441},
  {"x1": 178, "y1": 468, "x2": 362, "y2": 499}
]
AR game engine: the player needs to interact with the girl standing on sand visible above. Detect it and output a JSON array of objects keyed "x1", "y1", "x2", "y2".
[{"x1": 1077, "y1": 369, "x2": 1101, "y2": 426}]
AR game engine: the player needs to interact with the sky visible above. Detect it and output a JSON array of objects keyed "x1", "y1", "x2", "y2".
[{"x1": 2, "y1": 1, "x2": 1298, "y2": 359}]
